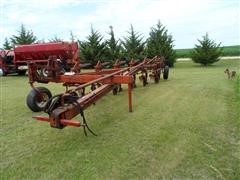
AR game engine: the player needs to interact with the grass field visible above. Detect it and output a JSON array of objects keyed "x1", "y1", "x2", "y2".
[
  {"x1": 176, "y1": 45, "x2": 240, "y2": 58},
  {"x1": 1, "y1": 60, "x2": 240, "y2": 179}
]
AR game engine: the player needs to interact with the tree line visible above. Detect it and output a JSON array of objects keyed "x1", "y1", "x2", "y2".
[
  {"x1": 2, "y1": 22, "x2": 176, "y2": 67},
  {"x1": 2, "y1": 21, "x2": 223, "y2": 66}
]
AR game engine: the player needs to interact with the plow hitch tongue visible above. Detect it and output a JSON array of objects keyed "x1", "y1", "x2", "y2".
[
  {"x1": 33, "y1": 116, "x2": 81, "y2": 127},
  {"x1": 32, "y1": 115, "x2": 97, "y2": 136}
]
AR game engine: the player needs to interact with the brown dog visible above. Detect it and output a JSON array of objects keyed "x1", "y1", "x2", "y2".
[{"x1": 224, "y1": 69, "x2": 236, "y2": 79}]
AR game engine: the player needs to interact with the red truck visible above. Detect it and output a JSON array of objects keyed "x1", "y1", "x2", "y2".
[{"x1": 0, "y1": 50, "x2": 27, "y2": 76}]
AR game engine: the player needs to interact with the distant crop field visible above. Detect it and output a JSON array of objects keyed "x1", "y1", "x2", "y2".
[
  {"x1": 176, "y1": 45, "x2": 240, "y2": 58},
  {"x1": 1, "y1": 59, "x2": 239, "y2": 179}
]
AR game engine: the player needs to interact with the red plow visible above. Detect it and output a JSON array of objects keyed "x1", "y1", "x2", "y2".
[{"x1": 21, "y1": 42, "x2": 169, "y2": 135}]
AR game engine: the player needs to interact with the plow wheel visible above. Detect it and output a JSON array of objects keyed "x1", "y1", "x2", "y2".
[
  {"x1": 113, "y1": 84, "x2": 122, "y2": 95},
  {"x1": 133, "y1": 75, "x2": 137, "y2": 88},
  {"x1": 91, "y1": 83, "x2": 96, "y2": 91},
  {"x1": 163, "y1": 65, "x2": 169, "y2": 80},
  {"x1": 140, "y1": 70, "x2": 148, "y2": 86},
  {"x1": 80, "y1": 87, "x2": 85, "y2": 96},
  {"x1": 142, "y1": 75, "x2": 148, "y2": 86},
  {"x1": 118, "y1": 85, "x2": 123, "y2": 92},
  {"x1": 113, "y1": 86, "x2": 118, "y2": 95},
  {"x1": 26, "y1": 87, "x2": 52, "y2": 112},
  {"x1": 154, "y1": 70, "x2": 160, "y2": 83},
  {"x1": 154, "y1": 75, "x2": 159, "y2": 83},
  {"x1": 158, "y1": 69, "x2": 161, "y2": 79}
]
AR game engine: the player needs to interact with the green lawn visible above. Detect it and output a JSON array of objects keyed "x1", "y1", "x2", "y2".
[{"x1": 1, "y1": 60, "x2": 239, "y2": 179}]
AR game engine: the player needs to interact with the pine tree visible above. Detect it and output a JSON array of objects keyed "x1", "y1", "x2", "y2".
[
  {"x1": 121, "y1": 25, "x2": 145, "y2": 61},
  {"x1": 105, "y1": 26, "x2": 122, "y2": 62},
  {"x1": 146, "y1": 21, "x2": 176, "y2": 67},
  {"x1": 49, "y1": 35, "x2": 63, "y2": 42},
  {"x1": 3, "y1": 38, "x2": 12, "y2": 50},
  {"x1": 79, "y1": 27, "x2": 106, "y2": 66},
  {"x1": 70, "y1": 31, "x2": 75, "y2": 42},
  {"x1": 191, "y1": 33, "x2": 223, "y2": 66},
  {"x1": 10, "y1": 24, "x2": 37, "y2": 45}
]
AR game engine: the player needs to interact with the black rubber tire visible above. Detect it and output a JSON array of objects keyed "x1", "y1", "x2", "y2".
[
  {"x1": 2, "y1": 71, "x2": 7, "y2": 76},
  {"x1": 163, "y1": 66, "x2": 169, "y2": 80},
  {"x1": 112, "y1": 87, "x2": 118, "y2": 95},
  {"x1": 26, "y1": 87, "x2": 52, "y2": 112},
  {"x1": 118, "y1": 85, "x2": 123, "y2": 92},
  {"x1": 143, "y1": 76, "x2": 147, "y2": 86},
  {"x1": 40, "y1": 68, "x2": 48, "y2": 77},
  {"x1": 18, "y1": 70, "x2": 26, "y2": 76},
  {"x1": 1, "y1": 69, "x2": 7, "y2": 76},
  {"x1": 154, "y1": 76, "x2": 159, "y2": 83},
  {"x1": 91, "y1": 83, "x2": 96, "y2": 91}
]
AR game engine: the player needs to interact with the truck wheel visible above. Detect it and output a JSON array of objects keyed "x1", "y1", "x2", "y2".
[
  {"x1": 163, "y1": 66, "x2": 169, "y2": 80},
  {"x1": 0, "y1": 69, "x2": 7, "y2": 76},
  {"x1": 18, "y1": 70, "x2": 27, "y2": 76},
  {"x1": 26, "y1": 87, "x2": 52, "y2": 112},
  {"x1": 2, "y1": 70, "x2": 7, "y2": 76},
  {"x1": 0, "y1": 69, "x2": 3, "y2": 76}
]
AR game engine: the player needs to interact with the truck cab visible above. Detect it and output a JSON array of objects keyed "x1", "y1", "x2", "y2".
[{"x1": 0, "y1": 50, "x2": 16, "y2": 76}]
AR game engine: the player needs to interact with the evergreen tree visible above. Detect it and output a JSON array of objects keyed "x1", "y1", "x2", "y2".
[
  {"x1": 121, "y1": 25, "x2": 145, "y2": 61},
  {"x1": 79, "y1": 27, "x2": 106, "y2": 66},
  {"x1": 10, "y1": 24, "x2": 37, "y2": 45},
  {"x1": 191, "y1": 33, "x2": 223, "y2": 66},
  {"x1": 70, "y1": 31, "x2": 75, "y2": 42},
  {"x1": 3, "y1": 38, "x2": 12, "y2": 50},
  {"x1": 36, "y1": 39, "x2": 45, "y2": 43},
  {"x1": 146, "y1": 21, "x2": 176, "y2": 67},
  {"x1": 49, "y1": 35, "x2": 63, "y2": 42},
  {"x1": 105, "y1": 26, "x2": 122, "y2": 62}
]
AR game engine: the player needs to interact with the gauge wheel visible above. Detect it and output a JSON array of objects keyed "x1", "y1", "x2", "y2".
[{"x1": 26, "y1": 87, "x2": 52, "y2": 112}]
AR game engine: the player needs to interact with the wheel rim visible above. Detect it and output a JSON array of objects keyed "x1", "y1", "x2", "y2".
[
  {"x1": 36, "y1": 93, "x2": 49, "y2": 108},
  {"x1": 41, "y1": 68, "x2": 48, "y2": 77}
]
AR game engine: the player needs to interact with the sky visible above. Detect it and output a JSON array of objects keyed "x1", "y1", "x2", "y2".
[{"x1": 0, "y1": 0, "x2": 239, "y2": 49}]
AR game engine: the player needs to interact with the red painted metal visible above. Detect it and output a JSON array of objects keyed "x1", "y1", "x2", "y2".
[
  {"x1": 14, "y1": 42, "x2": 79, "y2": 64},
  {"x1": 32, "y1": 116, "x2": 50, "y2": 122},
  {"x1": 33, "y1": 116, "x2": 81, "y2": 127},
  {"x1": 0, "y1": 42, "x2": 80, "y2": 76},
  {"x1": 60, "y1": 119, "x2": 81, "y2": 127},
  {"x1": 60, "y1": 74, "x2": 133, "y2": 85},
  {"x1": 22, "y1": 42, "x2": 168, "y2": 130},
  {"x1": 0, "y1": 50, "x2": 15, "y2": 75}
]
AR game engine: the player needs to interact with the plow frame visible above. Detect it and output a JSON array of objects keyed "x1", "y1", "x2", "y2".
[{"x1": 19, "y1": 42, "x2": 169, "y2": 132}]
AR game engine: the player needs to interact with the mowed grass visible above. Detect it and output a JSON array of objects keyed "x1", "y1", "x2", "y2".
[{"x1": 1, "y1": 60, "x2": 239, "y2": 179}]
